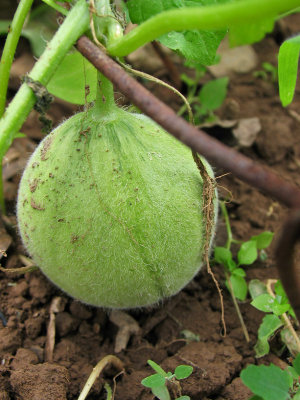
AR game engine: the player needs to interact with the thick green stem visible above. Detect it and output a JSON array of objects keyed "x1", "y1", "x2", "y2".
[
  {"x1": 93, "y1": 71, "x2": 117, "y2": 117},
  {"x1": 0, "y1": 0, "x2": 89, "y2": 158},
  {"x1": 107, "y1": 0, "x2": 300, "y2": 57},
  {"x1": 0, "y1": 0, "x2": 90, "y2": 213},
  {"x1": 0, "y1": 0, "x2": 34, "y2": 117}
]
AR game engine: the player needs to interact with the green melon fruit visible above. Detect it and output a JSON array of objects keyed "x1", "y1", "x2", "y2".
[{"x1": 17, "y1": 106, "x2": 217, "y2": 308}]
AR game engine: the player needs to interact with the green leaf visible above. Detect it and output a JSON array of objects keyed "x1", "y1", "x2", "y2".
[
  {"x1": 240, "y1": 364, "x2": 290, "y2": 400},
  {"x1": 248, "y1": 279, "x2": 267, "y2": 300},
  {"x1": 238, "y1": 240, "x2": 258, "y2": 265},
  {"x1": 152, "y1": 384, "x2": 171, "y2": 400},
  {"x1": 23, "y1": 5, "x2": 58, "y2": 57},
  {"x1": 47, "y1": 51, "x2": 97, "y2": 104},
  {"x1": 214, "y1": 246, "x2": 234, "y2": 268},
  {"x1": 278, "y1": 34, "x2": 300, "y2": 107},
  {"x1": 293, "y1": 353, "x2": 300, "y2": 375},
  {"x1": 251, "y1": 231, "x2": 274, "y2": 250},
  {"x1": 251, "y1": 294, "x2": 275, "y2": 312},
  {"x1": 232, "y1": 268, "x2": 246, "y2": 277},
  {"x1": 274, "y1": 281, "x2": 291, "y2": 307},
  {"x1": 176, "y1": 396, "x2": 190, "y2": 400},
  {"x1": 248, "y1": 397, "x2": 264, "y2": 400},
  {"x1": 141, "y1": 373, "x2": 166, "y2": 388},
  {"x1": 286, "y1": 366, "x2": 299, "y2": 382},
  {"x1": 126, "y1": 0, "x2": 228, "y2": 65},
  {"x1": 230, "y1": 275, "x2": 247, "y2": 301},
  {"x1": 257, "y1": 314, "x2": 282, "y2": 340},
  {"x1": 0, "y1": 20, "x2": 10, "y2": 36},
  {"x1": 198, "y1": 77, "x2": 228, "y2": 112},
  {"x1": 229, "y1": 18, "x2": 274, "y2": 47},
  {"x1": 254, "y1": 314, "x2": 282, "y2": 357},
  {"x1": 253, "y1": 338, "x2": 271, "y2": 358},
  {"x1": 174, "y1": 365, "x2": 193, "y2": 380},
  {"x1": 159, "y1": 29, "x2": 226, "y2": 65},
  {"x1": 147, "y1": 360, "x2": 168, "y2": 377},
  {"x1": 271, "y1": 302, "x2": 290, "y2": 316}
]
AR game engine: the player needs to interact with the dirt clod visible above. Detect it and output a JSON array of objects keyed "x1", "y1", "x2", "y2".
[{"x1": 10, "y1": 363, "x2": 69, "y2": 400}]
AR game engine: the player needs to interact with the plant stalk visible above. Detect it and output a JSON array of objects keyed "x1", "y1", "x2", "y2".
[
  {"x1": 0, "y1": 0, "x2": 90, "y2": 157},
  {"x1": 0, "y1": 0, "x2": 34, "y2": 118},
  {"x1": 107, "y1": 0, "x2": 300, "y2": 57},
  {"x1": 93, "y1": 71, "x2": 117, "y2": 116},
  {"x1": 226, "y1": 271, "x2": 250, "y2": 342},
  {"x1": 0, "y1": 0, "x2": 90, "y2": 213}
]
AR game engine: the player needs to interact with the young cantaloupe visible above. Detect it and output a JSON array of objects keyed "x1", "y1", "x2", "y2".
[{"x1": 17, "y1": 106, "x2": 217, "y2": 308}]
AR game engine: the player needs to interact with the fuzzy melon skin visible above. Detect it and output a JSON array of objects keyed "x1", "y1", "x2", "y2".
[{"x1": 17, "y1": 107, "x2": 217, "y2": 308}]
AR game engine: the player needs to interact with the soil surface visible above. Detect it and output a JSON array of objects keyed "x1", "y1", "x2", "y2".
[{"x1": 0, "y1": 8, "x2": 299, "y2": 400}]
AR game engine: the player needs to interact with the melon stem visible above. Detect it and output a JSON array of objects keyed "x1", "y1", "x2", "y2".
[{"x1": 93, "y1": 71, "x2": 118, "y2": 116}]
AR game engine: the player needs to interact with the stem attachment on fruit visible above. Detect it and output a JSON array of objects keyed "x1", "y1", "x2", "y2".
[{"x1": 93, "y1": 71, "x2": 117, "y2": 116}]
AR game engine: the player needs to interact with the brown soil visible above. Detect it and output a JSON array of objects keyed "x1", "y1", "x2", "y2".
[{"x1": 0, "y1": 9, "x2": 299, "y2": 400}]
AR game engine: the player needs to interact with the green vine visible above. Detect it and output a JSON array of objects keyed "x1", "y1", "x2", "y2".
[
  {"x1": 107, "y1": 0, "x2": 300, "y2": 56},
  {"x1": 0, "y1": 0, "x2": 34, "y2": 117}
]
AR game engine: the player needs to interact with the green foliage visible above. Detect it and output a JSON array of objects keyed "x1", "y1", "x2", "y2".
[
  {"x1": 253, "y1": 62, "x2": 278, "y2": 82},
  {"x1": 47, "y1": 51, "x2": 97, "y2": 104},
  {"x1": 141, "y1": 360, "x2": 193, "y2": 400},
  {"x1": 241, "y1": 354, "x2": 300, "y2": 399},
  {"x1": 241, "y1": 363, "x2": 293, "y2": 400},
  {"x1": 249, "y1": 279, "x2": 298, "y2": 357},
  {"x1": 0, "y1": 4, "x2": 96, "y2": 105},
  {"x1": 214, "y1": 231, "x2": 274, "y2": 301},
  {"x1": 253, "y1": 314, "x2": 283, "y2": 357},
  {"x1": 278, "y1": 34, "x2": 300, "y2": 107},
  {"x1": 126, "y1": 0, "x2": 228, "y2": 65},
  {"x1": 229, "y1": 18, "x2": 274, "y2": 47},
  {"x1": 179, "y1": 72, "x2": 229, "y2": 123},
  {"x1": 198, "y1": 77, "x2": 229, "y2": 114}
]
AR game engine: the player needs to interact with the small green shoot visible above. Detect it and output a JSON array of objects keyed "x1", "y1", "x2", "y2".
[
  {"x1": 278, "y1": 34, "x2": 300, "y2": 107},
  {"x1": 241, "y1": 353, "x2": 300, "y2": 400},
  {"x1": 249, "y1": 279, "x2": 300, "y2": 358},
  {"x1": 178, "y1": 73, "x2": 229, "y2": 124},
  {"x1": 253, "y1": 62, "x2": 278, "y2": 82},
  {"x1": 214, "y1": 201, "x2": 274, "y2": 341},
  {"x1": 215, "y1": 202, "x2": 273, "y2": 302},
  {"x1": 141, "y1": 360, "x2": 193, "y2": 400}
]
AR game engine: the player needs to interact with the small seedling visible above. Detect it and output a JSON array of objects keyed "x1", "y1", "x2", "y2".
[
  {"x1": 241, "y1": 352, "x2": 300, "y2": 400},
  {"x1": 249, "y1": 279, "x2": 300, "y2": 358},
  {"x1": 141, "y1": 360, "x2": 193, "y2": 400},
  {"x1": 253, "y1": 62, "x2": 278, "y2": 82},
  {"x1": 214, "y1": 201, "x2": 274, "y2": 340},
  {"x1": 179, "y1": 71, "x2": 229, "y2": 124}
]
